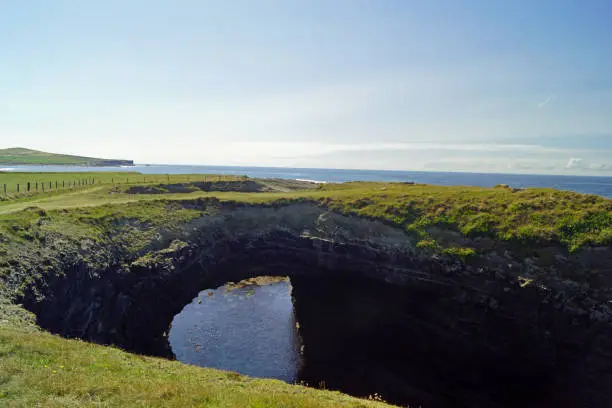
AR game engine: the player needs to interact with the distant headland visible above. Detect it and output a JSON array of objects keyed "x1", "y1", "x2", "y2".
[{"x1": 0, "y1": 147, "x2": 134, "y2": 167}]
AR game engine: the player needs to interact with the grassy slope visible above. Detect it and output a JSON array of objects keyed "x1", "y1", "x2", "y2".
[
  {"x1": 0, "y1": 328, "x2": 388, "y2": 408},
  {"x1": 1, "y1": 177, "x2": 612, "y2": 407},
  {"x1": 0, "y1": 148, "x2": 131, "y2": 166}
]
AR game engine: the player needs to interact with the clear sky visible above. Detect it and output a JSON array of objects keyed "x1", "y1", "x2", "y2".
[{"x1": 1, "y1": 0, "x2": 612, "y2": 174}]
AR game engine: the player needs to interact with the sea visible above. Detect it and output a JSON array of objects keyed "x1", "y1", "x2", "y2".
[{"x1": 1, "y1": 164, "x2": 612, "y2": 198}]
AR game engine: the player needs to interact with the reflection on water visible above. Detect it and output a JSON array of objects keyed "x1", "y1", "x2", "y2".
[{"x1": 168, "y1": 278, "x2": 301, "y2": 382}]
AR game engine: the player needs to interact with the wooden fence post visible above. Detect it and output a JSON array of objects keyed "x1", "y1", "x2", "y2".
[
  {"x1": 27, "y1": 182, "x2": 30, "y2": 192},
  {"x1": 36, "y1": 182, "x2": 38, "y2": 191},
  {"x1": 17, "y1": 184, "x2": 19, "y2": 193},
  {"x1": 3, "y1": 184, "x2": 6, "y2": 195}
]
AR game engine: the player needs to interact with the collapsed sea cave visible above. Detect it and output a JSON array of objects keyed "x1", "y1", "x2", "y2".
[{"x1": 15, "y1": 203, "x2": 612, "y2": 408}]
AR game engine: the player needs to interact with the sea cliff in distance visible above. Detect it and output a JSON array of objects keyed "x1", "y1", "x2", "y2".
[{"x1": 0, "y1": 147, "x2": 134, "y2": 167}]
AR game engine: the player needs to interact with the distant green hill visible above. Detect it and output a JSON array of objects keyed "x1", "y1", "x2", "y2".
[{"x1": 0, "y1": 148, "x2": 134, "y2": 167}]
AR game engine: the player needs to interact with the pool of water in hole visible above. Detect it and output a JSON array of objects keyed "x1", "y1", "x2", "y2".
[{"x1": 168, "y1": 278, "x2": 302, "y2": 382}]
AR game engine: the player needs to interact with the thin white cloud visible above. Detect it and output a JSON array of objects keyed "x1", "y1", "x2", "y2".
[
  {"x1": 216, "y1": 141, "x2": 554, "y2": 158},
  {"x1": 565, "y1": 157, "x2": 583, "y2": 169},
  {"x1": 561, "y1": 158, "x2": 612, "y2": 172},
  {"x1": 588, "y1": 163, "x2": 612, "y2": 171},
  {"x1": 538, "y1": 94, "x2": 556, "y2": 109}
]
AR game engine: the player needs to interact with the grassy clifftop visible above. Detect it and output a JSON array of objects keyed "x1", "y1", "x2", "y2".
[
  {"x1": 314, "y1": 182, "x2": 612, "y2": 252},
  {"x1": 0, "y1": 148, "x2": 134, "y2": 166},
  {"x1": 2, "y1": 179, "x2": 609, "y2": 252}
]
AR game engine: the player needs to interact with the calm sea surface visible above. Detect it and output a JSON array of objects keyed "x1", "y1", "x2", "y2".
[
  {"x1": 168, "y1": 280, "x2": 301, "y2": 383},
  {"x1": 2, "y1": 164, "x2": 612, "y2": 198}
]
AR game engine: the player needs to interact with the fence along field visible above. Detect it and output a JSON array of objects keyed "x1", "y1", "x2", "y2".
[{"x1": 0, "y1": 172, "x2": 241, "y2": 198}]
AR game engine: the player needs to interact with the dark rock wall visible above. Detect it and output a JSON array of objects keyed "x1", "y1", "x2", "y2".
[{"x1": 292, "y1": 274, "x2": 612, "y2": 407}]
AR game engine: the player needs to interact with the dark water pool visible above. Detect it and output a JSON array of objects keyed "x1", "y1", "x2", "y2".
[{"x1": 168, "y1": 278, "x2": 301, "y2": 382}]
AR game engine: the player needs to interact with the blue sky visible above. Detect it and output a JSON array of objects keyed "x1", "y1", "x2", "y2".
[{"x1": 1, "y1": 0, "x2": 612, "y2": 174}]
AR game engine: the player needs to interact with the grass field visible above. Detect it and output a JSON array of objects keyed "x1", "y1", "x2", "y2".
[
  {"x1": 0, "y1": 172, "x2": 242, "y2": 197},
  {"x1": 0, "y1": 147, "x2": 132, "y2": 166}
]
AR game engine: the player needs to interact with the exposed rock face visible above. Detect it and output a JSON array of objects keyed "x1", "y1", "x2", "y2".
[
  {"x1": 12, "y1": 202, "x2": 612, "y2": 407},
  {"x1": 292, "y1": 275, "x2": 612, "y2": 407}
]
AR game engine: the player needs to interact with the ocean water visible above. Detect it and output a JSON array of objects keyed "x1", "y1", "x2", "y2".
[
  {"x1": 2, "y1": 164, "x2": 612, "y2": 198},
  {"x1": 169, "y1": 280, "x2": 301, "y2": 383}
]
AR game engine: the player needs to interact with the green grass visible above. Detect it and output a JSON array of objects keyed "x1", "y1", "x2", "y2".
[
  {"x1": 0, "y1": 327, "x2": 390, "y2": 408},
  {"x1": 312, "y1": 182, "x2": 612, "y2": 252},
  {"x1": 0, "y1": 172, "x2": 242, "y2": 198},
  {"x1": 1, "y1": 180, "x2": 611, "y2": 252},
  {"x1": 0, "y1": 147, "x2": 132, "y2": 166}
]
